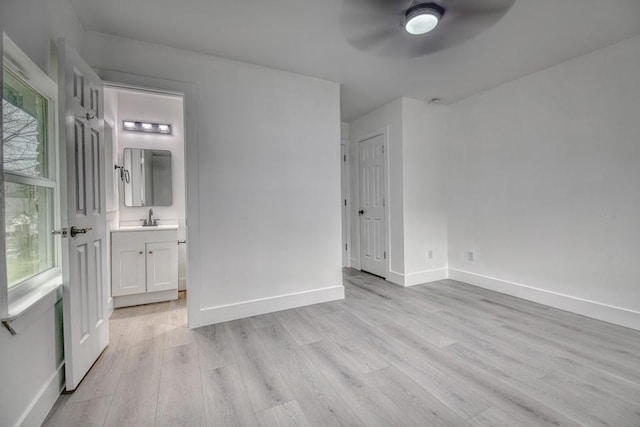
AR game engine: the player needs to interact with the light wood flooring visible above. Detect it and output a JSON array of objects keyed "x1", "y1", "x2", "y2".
[{"x1": 43, "y1": 269, "x2": 640, "y2": 426}]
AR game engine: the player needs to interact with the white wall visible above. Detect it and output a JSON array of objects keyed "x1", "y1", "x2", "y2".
[
  {"x1": 0, "y1": 0, "x2": 84, "y2": 74},
  {"x1": 447, "y1": 35, "x2": 640, "y2": 330},
  {"x1": 83, "y1": 32, "x2": 344, "y2": 327},
  {"x1": 106, "y1": 88, "x2": 188, "y2": 290},
  {"x1": 349, "y1": 98, "x2": 448, "y2": 286},
  {"x1": 0, "y1": 1, "x2": 84, "y2": 426},
  {"x1": 103, "y1": 88, "x2": 119, "y2": 214},
  {"x1": 103, "y1": 89, "x2": 118, "y2": 314},
  {"x1": 401, "y1": 99, "x2": 448, "y2": 285}
]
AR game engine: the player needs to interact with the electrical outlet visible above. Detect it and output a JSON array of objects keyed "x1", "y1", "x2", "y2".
[
  {"x1": 428, "y1": 250, "x2": 434, "y2": 259},
  {"x1": 466, "y1": 251, "x2": 475, "y2": 262}
]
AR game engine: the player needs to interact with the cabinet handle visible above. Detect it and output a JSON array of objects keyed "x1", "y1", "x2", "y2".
[
  {"x1": 149, "y1": 251, "x2": 153, "y2": 254},
  {"x1": 139, "y1": 251, "x2": 143, "y2": 255}
]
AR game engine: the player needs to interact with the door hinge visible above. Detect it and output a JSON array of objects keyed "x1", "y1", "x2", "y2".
[
  {"x1": 382, "y1": 197, "x2": 385, "y2": 207},
  {"x1": 384, "y1": 251, "x2": 387, "y2": 259},
  {"x1": 344, "y1": 199, "x2": 347, "y2": 206},
  {"x1": 343, "y1": 155, "x2": 347, "y2": 162},
  {"x1": 345, "y1": 244, "x2": 348, "y2": 251},
  {"x1": 382, "y1": 145, "x2": 385, "y2": 154}
]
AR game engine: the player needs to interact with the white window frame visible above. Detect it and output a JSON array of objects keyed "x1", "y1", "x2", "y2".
[{"x1": 1, "y1": 33, "x2": 61, "y2": 321}]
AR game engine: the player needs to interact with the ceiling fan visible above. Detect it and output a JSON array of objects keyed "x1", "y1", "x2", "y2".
[{"x1": 340, "y1": 0, "x2": 515, "y2": 57}]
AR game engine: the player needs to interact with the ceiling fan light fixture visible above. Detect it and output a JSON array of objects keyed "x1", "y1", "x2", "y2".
[{"x1": 405, "y1": 3, "x2": 445, "y2": 35}]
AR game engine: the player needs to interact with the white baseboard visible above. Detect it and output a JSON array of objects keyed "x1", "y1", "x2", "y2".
[
  {"x1": 191, "y1": 285, "x2": 345, "y2": 328},
  {"x1": 178, "y1": 278, "x2": 187, "y2": 291},
  {"x1": 449, "y1": 268, "x2": 640, "y2": 331},
  {"x1": 16, "y1": 362, "x2": 64, "y2": 427},
  {"x1": 107, "y1": 296, "x2": 114, "y2": 319},
  {"x1": 387, "y1": 268, "x2": 449, "y2": 287},
  {"x1": 386, "y1": 270, "x2": 403, "y2": 286},
  {"x1": 114, "y1": 289, "x2": 178, "y2": 308}
]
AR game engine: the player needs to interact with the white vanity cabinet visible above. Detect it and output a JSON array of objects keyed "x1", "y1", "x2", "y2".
[{"x1": 111, "y1": 226, "x2": 178, "y2": 307}]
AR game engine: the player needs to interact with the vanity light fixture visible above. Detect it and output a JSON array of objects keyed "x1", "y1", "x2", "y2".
[{"x1": 122, "y1": 120, "x2": 172, "y2": 135}]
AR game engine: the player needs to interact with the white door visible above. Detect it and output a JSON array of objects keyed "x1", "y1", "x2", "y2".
[
  {"x1": 146, "y1": 241, "x2": 178, "y2": 292},
  {"x1": 58, "y1": 39, "x2": 108, "y2": 390},
  {"x1": 359, "y1": 134, "x2": 386, "y2": 277}
]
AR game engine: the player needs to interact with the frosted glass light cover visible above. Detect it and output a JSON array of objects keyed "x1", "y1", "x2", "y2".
[{"x1": 405, "y1": 13, "x2": 439, "y2": 35}]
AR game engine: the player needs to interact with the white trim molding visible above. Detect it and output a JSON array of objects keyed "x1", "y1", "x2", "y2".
[
  {"x1": 387, "y1": 268, "x2": 449, "y2": 287},
  {"x1": 2, "y1": 283, "x2": 62, "y2": 336},
  {"x1": 191, "y1": 285, "x2": 345, "y2": 328},
  {"x1": 114, "y1": 289, "x2": 178, "y2": 308},
  {"x1": 15, "y1": 362, "x2": 65, "y2": 427},
  {"x1": 449, "y1": 268, "x2": 640, "y2": 331}
]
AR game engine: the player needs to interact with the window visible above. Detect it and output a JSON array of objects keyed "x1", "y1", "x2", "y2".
[{"x1": 2, "y1": 36, "x2": 60, "y2": 308}]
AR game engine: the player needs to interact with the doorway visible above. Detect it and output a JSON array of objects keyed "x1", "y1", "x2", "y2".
[{"x1": 103, "y1": 84, "x2": 187, "y2": 312}]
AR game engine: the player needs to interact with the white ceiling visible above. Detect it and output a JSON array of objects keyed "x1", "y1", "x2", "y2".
[{"x1": 70, "y1": 0, "x2": 640, "y2": 121}]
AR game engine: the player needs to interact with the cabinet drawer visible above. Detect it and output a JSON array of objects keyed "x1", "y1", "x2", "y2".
[{"x1": 112, "y1": 229, "x2": 177, "y2": 248}]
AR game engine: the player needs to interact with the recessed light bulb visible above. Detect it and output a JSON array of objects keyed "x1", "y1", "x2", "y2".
[
  {"x1": 158, "y1": 124, "x2": 170, "y2": 133},
  {"x1": 141, "y1": 123, "x2": 153, "y2": 130},
  {"x1": 124, "y1": 121, "x2": 136, "y2": 129},
  {"x1": 405, "y1": 3, "x2": 445, "y2": 35}
]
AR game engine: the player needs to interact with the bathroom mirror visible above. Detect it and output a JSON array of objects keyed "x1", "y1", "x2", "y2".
[{"x1": 123, "y1": 148, "x2": 172, "y2": 207}]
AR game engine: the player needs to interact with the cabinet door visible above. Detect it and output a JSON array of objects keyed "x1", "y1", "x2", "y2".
[
  {"x1": 146, "y1": 241, "x2": 178, "y2": 293},
  {"x1": 112, "y1": 244, "x2": 146, "y2": 296}
]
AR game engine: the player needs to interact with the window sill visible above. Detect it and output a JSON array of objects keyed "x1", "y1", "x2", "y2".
[{"x1": 2, "y1": 278, "x2": 62, "y2": 335}]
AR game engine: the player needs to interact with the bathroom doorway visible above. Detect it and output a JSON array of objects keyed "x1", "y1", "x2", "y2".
[{"x1": 103, "y1": 84, "x2": 188, "y2": 316}]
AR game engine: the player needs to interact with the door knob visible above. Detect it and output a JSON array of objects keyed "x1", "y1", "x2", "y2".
[
  {"x1": 70, "y1": 226, "x2": 93, "y2": 237},
  {"x1": 358, "y1": 209, "x2": 365, "y2": 216}
]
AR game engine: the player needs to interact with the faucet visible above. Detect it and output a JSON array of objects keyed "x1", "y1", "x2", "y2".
[{"x1": 142, "y1": 208, "x2": 158, "y2": 226}]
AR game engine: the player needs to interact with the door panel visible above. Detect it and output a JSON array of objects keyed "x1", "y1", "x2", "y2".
[
  {"x1": 93, "y1": 239, "x2": 104, "y2": 324},
  {"x1": 359, "y1": 134, "x2": 386, "y2": 277},
  {"x1": 373, "y1": 218, "x2": 383, "y2": 262},
  {"x1": 111, "y1": 246, "x2": 146, "y2": 296},
  {"x1": 59, "y1": 39, "x2": 108, "y2": 390},
  {"x1": 74, "y1": 120, "x2": 86, "y2": 214},
  {"x1": 146, "y1": 241, "x2": 178, "y2": 293},
  {"x1": 76, "y1": 244, "x2": 89, "y2": 339},
  {"x1": 91, "y1": 130, "x2": 101, "y2": 213},
  {"x1": 361, "y1": 218, "x2": 371, "y2": 261}
]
